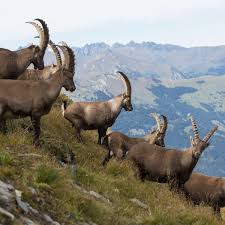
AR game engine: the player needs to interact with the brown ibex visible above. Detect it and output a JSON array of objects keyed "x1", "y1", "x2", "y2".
[
  {"x1": 0, "y1": 63, "x2": 76, "y2": 146},
  {"x1": 0, "y1": 19, "x2": 49, "y2": 79},
  {"x1": 18, "y1": 40, "x2": 62, "y2": 80},
  {"x1": 101, "y1": 113, "x2": 168, "y2": 166},
  {"x1": 62, "y1": 71, "x2": 133, "y2": 144},
  {"x1": 183, "y1": 172, "x2": 225, "y2": 216},
  {"x1": 127, "y1": 116, "x2": 218, "y2": 189}
]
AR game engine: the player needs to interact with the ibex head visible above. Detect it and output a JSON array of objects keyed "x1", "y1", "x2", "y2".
[
  {"x1": 26, "y1": 18, "x2": 49, "y2": 70},
  {"x1": 149, "y1": 113, "x2": 168, "y2": 147},
  {"x1": 57, "y1": 67, "x2": 76, "y2": 92},
  {"x1": 189, "y1": 116, "x2": 218, "y2": 159},
  {"x1": 117, "y1": 71, "x2": 133, "y2": 111}
]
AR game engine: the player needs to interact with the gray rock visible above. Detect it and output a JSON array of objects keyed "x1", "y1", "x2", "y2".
[
  {"x1": 0, "y1": 206, "x2": 15, "y2": 221},
  {"x1": 0, "y1": 181, "x2": 14, "y2": 191},
  {"x1": 15, "y1": 189, "x2": 29, "y2": 214},
  {"x1": 74, "y1": 184, "x2": 111, "y2": 204},
  {"x1": 130, "y1": 198, "x2": 148, "y2": 209},
  {"x1": 43, "y1": 214, "x2": 60, "y2": 225},
  {"x1": 0, "y1": 180, "x2": 61, "y2": 225},
  {"x1": 21, "y1": 216, "x2": 37, "y2": 225},
  {"x1": 28, "y1": 206, "x2": 39, "y2": 215},
  {"x1": 28, "y1": 187, "x2": 37, "y2": 195},
  {"x1": 89, "y1": 191, "x2": 111, "y2": 204}
]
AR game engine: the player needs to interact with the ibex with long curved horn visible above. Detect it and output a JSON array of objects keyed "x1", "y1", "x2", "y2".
[
  {"x1": 127, "y1": 116, "x2": 217, "y2": 189},
  {"x1": 0, "y1": 19, "x2": 49, "y2": 79},
  {"x1": 101, "y1": 113, "x2": 168, "y2": 166},
  {"x1": 183, "y1": 171, "x2": 225, "y2": 216},
  {"x1": 0, "y1": 61, "x2": 76, "y2": 146},
  {"x1": 18, "y1": 40, "x2": 62, "y2": 80},
  {"x1": 62, "y1": 71, "x2": 132, "y2": 144}
]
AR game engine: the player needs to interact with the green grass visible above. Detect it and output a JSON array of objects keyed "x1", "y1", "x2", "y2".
[
  {"x1": 0, "y1": 152, "x2": 12, "y2": 166},
  {"x1": 0, "y1": 95, "x2": 224, "y2": 225},
  {"x1": 35, "y1": 164, "x2": 61, "y2": 186}
]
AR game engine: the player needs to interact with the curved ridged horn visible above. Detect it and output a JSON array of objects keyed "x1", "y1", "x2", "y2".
[
  {"x1": 190, "y1": 116, "x2": 199, "y2": 140},
  {"x1": 48, "y1": 40, "x2": 62, "y2": 67},
  {"x1": 56, "y1": 45, "x2": 66, "y2": 68},
  {"x1": 57, "y1": 44, "x2": 75, "y2": 74},
  {"x1": 117, "y1": 71, "x2": 131, "y2": 96},
  {"x1": 27, "y1": 19, "x2": 49, "y2": 54},
  {"x1": 160, "y1": 114, "x2": 168, "y2": 137},
  {"x1": 202, "y1": 126, "x2": 218, "y2": 143},
  {"x1": 151, "y1": 113, "x2": 161, "y2": 132},
  {"x1": 34, "y1": 19, "x2": 49, "y2": 54},
  {"x1": 65, "y1": 45, "x2": 75, "y2": 75},
  {"x1": 150, "y1": 129, "x2": 161, "y2": 144}
]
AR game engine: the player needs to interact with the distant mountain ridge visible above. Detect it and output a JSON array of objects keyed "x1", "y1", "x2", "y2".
[{"x1": 69, "y1": 41, "x2": 225, "y2": 81}]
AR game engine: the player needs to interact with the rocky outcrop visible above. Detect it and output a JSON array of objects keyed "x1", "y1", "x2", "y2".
[{"x1": 0, "y1": 180, "x2": 60, "y2": 225}]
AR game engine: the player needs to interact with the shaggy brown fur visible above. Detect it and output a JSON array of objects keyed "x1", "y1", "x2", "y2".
[{"x1": 184, "y1": 172, "x2": 225, "y2": 216}]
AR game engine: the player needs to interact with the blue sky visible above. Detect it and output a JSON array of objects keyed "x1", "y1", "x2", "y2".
[{"x1": 1, "y1": 0, "x2": 225, "y2": 49}]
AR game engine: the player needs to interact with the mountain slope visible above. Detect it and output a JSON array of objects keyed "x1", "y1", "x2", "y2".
[{"x1": 0, "y1": 96, "x2": 223, "y2": 225}]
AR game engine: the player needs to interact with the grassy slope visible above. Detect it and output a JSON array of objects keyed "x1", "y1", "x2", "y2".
[{"x1": 0, "y1": 95, "x2": 224, "y2": 225}]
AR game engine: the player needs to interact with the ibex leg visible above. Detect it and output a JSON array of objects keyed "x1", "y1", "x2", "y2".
[
  {"x1": 74, "y1": 127, "x2": 83, "y2": 143},
  {"x1": 134, "y1": 163, "x2": 147, "y2": 182},
  {"x1": 98, "y1": 127, "x2": 107, "y2": 144},
  {"x1": 0, "y1": 106, "x2": 6, "y2": 134},
  {"x1": 102, "y1": 150, "x2": 112, "y2": 166},
  {"x1": 213, "y1": 206, "x2": 221, "y2": 218},
  {"x1": 0, "y1": 119, "x2": 7, "y2": 134},
  {"x1": 168, "y1": 178, "x2": 181, "y2": 191},
  {"x1": 31, "y1": 116, "x2": 41, "y2": 147}
]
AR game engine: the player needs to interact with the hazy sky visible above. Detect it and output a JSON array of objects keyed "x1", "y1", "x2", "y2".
[{"x1": 1, "y1": 0, "x2": 225, "y2": 49}]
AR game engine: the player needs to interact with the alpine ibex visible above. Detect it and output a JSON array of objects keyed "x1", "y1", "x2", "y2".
[
  {"x1": 127, "y1": 116, "x2": 218, "y2": 189},
  {"x1": 0, "y1": 66, "x2": 75, "y2": 146},
  {"x1": 62, "y1": 71, "x2": 133, "y2": 144},
  {"x1": 184, "y1": 173, "x2": 225, "y2": 216},
  {"x1": 18, "y1": 40, "x2": 62, "y2": 80},
  {"x1": 101, "y1": 113, "x2": 168, "y2": 166},
  {"x1": 0, "y1": 19, "x2": 49, "y2": 79}
]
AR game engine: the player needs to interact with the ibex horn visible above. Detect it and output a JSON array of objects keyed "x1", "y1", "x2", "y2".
[{"x1": 117, "y1": 71, "x2": 131, "y2": 97}]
